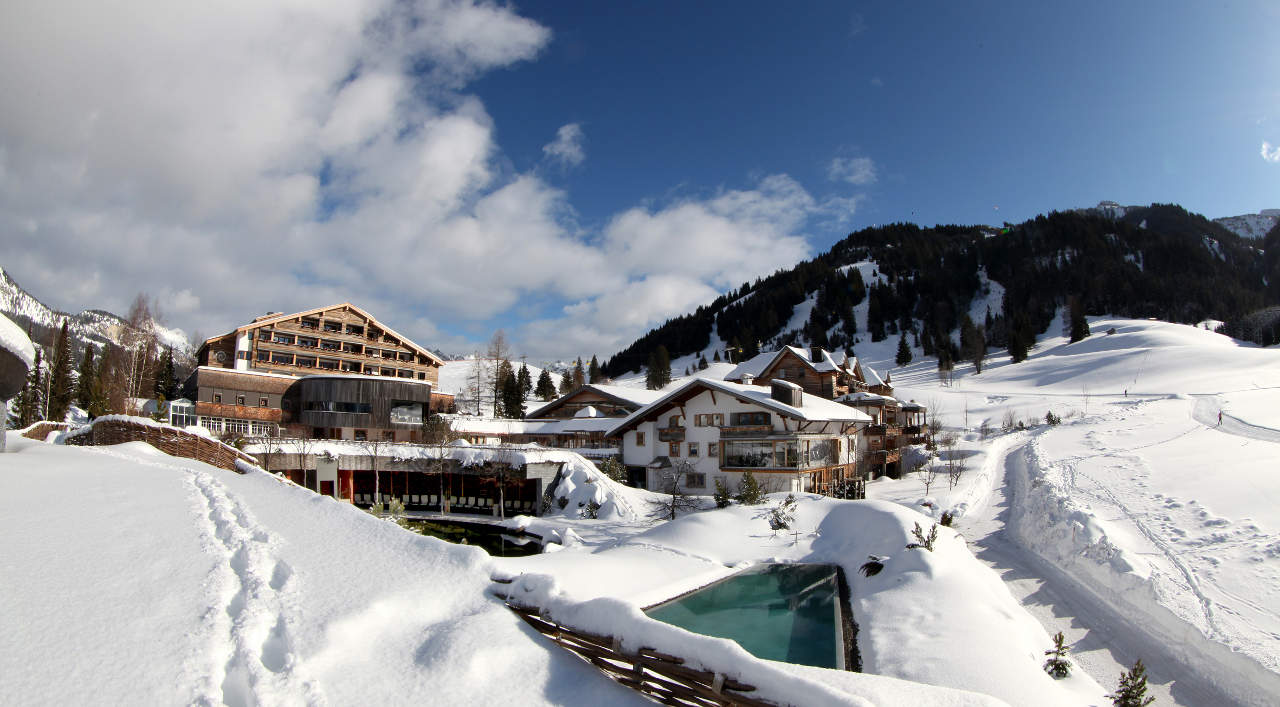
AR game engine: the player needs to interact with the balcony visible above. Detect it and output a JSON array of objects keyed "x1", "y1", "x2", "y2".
[
  {"x1": 718, "y1": 425, "x2": 774, "y2": 439},
  {"x1": 657, "y1": 427, "x2": 685, "y2": 442}
]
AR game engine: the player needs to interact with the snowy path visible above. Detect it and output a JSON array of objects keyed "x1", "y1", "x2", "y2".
[
  {"x1": 1191, "y1": 394, "x2": 1280, "y2": 444},
  {"x1": 958, "y1": 436, "x2": 1228, "y2": 706}
]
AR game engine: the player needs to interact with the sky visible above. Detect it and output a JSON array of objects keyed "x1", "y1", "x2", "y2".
[{"x1": 1, "y1": 1, "x2": 1277, "y2": 365}]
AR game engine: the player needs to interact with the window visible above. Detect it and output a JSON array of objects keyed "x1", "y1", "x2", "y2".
[
  {"x1": 418, "y1": 372, "x2": 426, "y2": 380},
  {"x1": 695, "y1": 413, "x2": 724, "y2": 426},
  {"x1": 382, "y1": 431, "x2": 394, "y2": 441},
  {"x1": 212, "y1": 393, "x2": 222, "y2": 404},
  {"x1": 297, "y1": 337, "x2": 317, "y2": 348},
  {"x1": 668, "y1": 415, "x2": 682, "y2": 428},
  {"x1": 688, "y1": 442, "x2": 699, "y2": 457},
  {"x1": 723, "y1": 440, "x2": 799, "y2": 468},
  {"x1": 731, "y1": 411, "x2": 770, "y2": 426},
  {"x1": 236, "y1": 351, "x2": 250, "y2": 360},
  {"x1": 669, "y1": 441, "x2": 680, "y2": 456},
  {"x1": 270, "y1": 353, "x2": 292, "y2": 365},
  {"x1": 236, "y1": 395, "x2": 246, "y2": 406},
  {"x1": 272, "y1": 333, "x2": 295, "y2": 345},
  {"x1": 323, "y1": 321, "x2": 341, "y2": 333},
  {"x1": 295, "y1": 356, "x2": 315, "y2": 368},
  {"x1": 354, "y1": 429, "x2": 367, "y2": 441},
  {"x1": 685, "y1": 473, "x2": 706, "y2": 489},
  {"x1": 708, "y1": 441, "x2": 719, "y2": 458},
  {"x1": 258, "y1": 397, "x2": 268, "y2": 407},
  {"x1": 256, "y1": 351, "x2": 269, "y2": 362},
  {"x1": 636, "y1": 431, "x2": 645, "y2": 446},
  {"x1": 345, "y1": 324, "x2": 364, "y2": 336}
]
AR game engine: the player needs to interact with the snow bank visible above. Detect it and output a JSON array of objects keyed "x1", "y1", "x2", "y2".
[
  {"x1": 1008, "y1": 433, "x2": 1280, "y2": 706},
  {"x1": 0, "y1": 311, "x2": 35, "y2": 369}
]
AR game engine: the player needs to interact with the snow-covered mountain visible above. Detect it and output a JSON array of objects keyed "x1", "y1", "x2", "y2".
[
  {"x1": 0, "y1": 265, "x2": 189, "y2": 355},
  {"x1": 1215, "y1": 209, "x2": 1280, "y2": 240}
]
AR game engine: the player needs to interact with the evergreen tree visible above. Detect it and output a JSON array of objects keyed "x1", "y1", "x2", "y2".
[
  {"x1": 961, "y1": 315, "x2": 987, "y2": 374},
  {"x1": 516, "y1": 362, "x2": 532, "y2": 399},
  {"x1": 535, "y1": 368, "x2": 557, "y2": 400},
  {"x1": 47, "y1": 320, "x2": 74, "y2": 422},
  {"x1": 76, "y1": 344, "x2": 97, "y2": 411},
  {"x1": 587, "y1": 355, "x2": 602, "y2": 383},
  {"x1": 153, "y1": 345, "x2": 177, "y2": 401},
  {"x1": 644, "y1": 345, "x2": 671, "y2": 390},
  {"x1": 697, "y1": 355, "x2": 708, "y2": 370},
  {"x1": 735, "y1": 471, "x2": 763, "y2": 505},
  {"x1": 1069, "y1": 295, "x2": 1091, "y2": 343},
  {"x1": 572, "y1": 357, "x2": 586, "y2": 388},
  {"x1": 18, "y1": 349, "x2": 44, "y2": 427},
  {"x1": 895, "y1": 333, "x2": 913, "y2": 366},
  {"x1": 494, "y1": 360, "x2": 515, "y2": 417},
  {"x1": 500, "y1": 364, "x2": 524, "y2": 419},
  {"x1": 1108, "y1": 659, "x2": 1154, "y2": 707},
  {"x1": 558, "y1": 370, "x2": 574, "y2": 395},
  {"x1": 1042, "y1": 631, "x2": 1072, "y2": 678},
  {"x1": 713, "y1": 350, "x2": 721, "y2": 363}
]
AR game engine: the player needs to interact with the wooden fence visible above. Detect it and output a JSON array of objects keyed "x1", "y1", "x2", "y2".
[
  {"x1": 20, "y1": 421, "x2": 76, "y2": 441},
  {"x1": 495, "y1": 582, "x2": 774, "y2": 707},
  {"x1": 64, "y1": 418, "x2": 257, "y2": 473}
]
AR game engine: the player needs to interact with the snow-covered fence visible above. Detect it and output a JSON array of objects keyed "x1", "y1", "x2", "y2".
[
  {"x1": 63, "y1": 416, "x2": 257, "y2": 473},
  {"x1": 498, "y1": 597, "x2": 772, "y2": 707},
  {"x1": 20, "y1": 421, "x2": 75, "y2": 441}
]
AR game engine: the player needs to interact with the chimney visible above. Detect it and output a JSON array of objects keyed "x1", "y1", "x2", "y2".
[
  {"x1": 811, "y1": 345, "x2": 823, "y2": 363},
  {"x1": 771, "y1": 379, "x2": 803, "y2": 407},
  {"x1": 741, "y1": 373, "x2": 755, "y2": 386}
]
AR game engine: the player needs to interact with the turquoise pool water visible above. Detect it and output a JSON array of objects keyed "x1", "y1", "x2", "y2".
[{"x1": 644, "y1": 563, "x2": 845, "y2": 669}]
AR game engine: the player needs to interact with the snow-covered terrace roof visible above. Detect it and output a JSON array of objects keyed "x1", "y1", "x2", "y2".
[
  {"x1": 606, "y1": 378, "x2": 870, "y2": 437},
  {"x1": 446, "y1": 416, "x2": 618, "y2": 436},
  {"x1": 838, "y1": 391, "x2": 896, "y2": 406},
  {"x1": 0, "y1": 312, "x2": 37, "y2": 369},
  {"x1": 525, "y1": 383, "x2": 664, "y2": 418}
]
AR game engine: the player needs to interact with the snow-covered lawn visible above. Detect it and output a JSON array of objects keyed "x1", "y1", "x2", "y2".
[{"x1": 866, "y1": 316, "x2": 1280, "y2": 706}]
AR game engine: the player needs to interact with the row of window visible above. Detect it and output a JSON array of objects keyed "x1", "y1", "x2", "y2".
[
  {"x1": 212, "y1": 392, "x2": 270, "y2": 407},
  {"x1": 303, "y1": 401, "x2": 373, "y2": 414},
  {"x1": 199, "y1": 417, "x2": 278, "y2": 436},
  {"x1": 667, "y1": 441, "x2": 720, "y2": 458},
  {"x1": 253, "y1": 350, "x2": 427, "y2": 379}
]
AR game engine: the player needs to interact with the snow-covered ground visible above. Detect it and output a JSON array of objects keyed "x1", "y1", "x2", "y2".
[{"x1": 866, "y1": 316, "x2": 1280, "y2": 706}]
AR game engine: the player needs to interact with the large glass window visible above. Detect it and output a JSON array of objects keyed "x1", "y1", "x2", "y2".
[
  {"x1": 389, "y1": 401, "x2": 424, "y2": 425},
  {"x1": 731, "y1": 412, "x2": 770, "y2": 426},
  {"x1": 724, "y1": 440, "x2": 799, "y2": 468}
]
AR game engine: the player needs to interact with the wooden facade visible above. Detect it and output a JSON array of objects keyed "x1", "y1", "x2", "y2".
[{"x1": 197, "y1": 303, "x2": 445, "y2": 386}]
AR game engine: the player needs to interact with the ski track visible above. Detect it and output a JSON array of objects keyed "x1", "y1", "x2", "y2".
[{"x1": 185, "y1": 469, "x2": 323, "y2": 707}]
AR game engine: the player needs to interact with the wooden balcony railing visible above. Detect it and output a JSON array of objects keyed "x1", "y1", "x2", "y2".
[
  {"x1": 718, "y1": 425, "x2": 774, "y2": 438},
  {"x1": 657, "y1": 427, "x2": 685, "y2": 442}
]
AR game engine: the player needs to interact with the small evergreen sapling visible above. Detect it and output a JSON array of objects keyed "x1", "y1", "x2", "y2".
[
  {"x1": 713, "y1": 478, "x2": 732, "y2": 508},
  {"x1": 906, "y1": 521, "x2": 938, "y2": 551},
  {"x1": 735, "y1": 471, "x2": 764, "y2": 505},
  {"x1": 767, "y1": 493, "x2": 797, "y2": 534},
  {"x1": 1043, "y1": 631, "x2": 1072, "y2": 678},
  {"x1": 1108, "y1": 659, "x2": 1155, "y2": 707}
]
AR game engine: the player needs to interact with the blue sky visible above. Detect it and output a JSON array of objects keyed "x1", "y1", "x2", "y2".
[{"x1": 1, "y1": 1, "x2": 1277, "y2": 363}]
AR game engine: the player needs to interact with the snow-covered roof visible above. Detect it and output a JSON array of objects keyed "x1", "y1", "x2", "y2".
[
  {"x1": 446, "y1": 416, "x2": 619, "y2": 436},
  {"x1": 771, "y1": 378, "x2": 802, "y2": 390},
  {"x1": 839, "y1": 391, "x2": 896, "y2": 405},
  {"x1": 0, "y1": 312, "x2": 36, "y2": 369},
  {"x1": 525, "y1": 383, "x2": 664, "y2": 419},
  {"x1": 724, "y1": 346, "x2": 851, "y2": 383},
  {"x1": 607, "y1": 378, "x2": 870, "y2": 437},
  {"x1": 862, "y1": 364, "x2": 886, "y2": 387}
]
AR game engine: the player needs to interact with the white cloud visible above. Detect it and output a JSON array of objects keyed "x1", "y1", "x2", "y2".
[
  {"x1": 0, "y1": 0, "x2": 835, "y2": 364},
  {"x1": 1263, "y1": 141, "x2": 1280, "y2": 163},
  {"x1": 542, "y1": 123, "x2": 586, "y2": 167},
  {"x1": 827, "y1": 156, "x2": 877, "y2": 185}
]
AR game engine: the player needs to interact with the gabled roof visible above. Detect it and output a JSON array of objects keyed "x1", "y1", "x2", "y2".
[
  {"x1": 526, "y1": 383, "x2": 665, "y2": 419},
  {"x1": 606, "y1": 378, "x2": 870, "y2": 437},
  {"x1": 723, "y1": 346, "x2": 852, "y2": 383},
  {"x1": 207, "y1": 302, "x2": 445, "y2": 365}
]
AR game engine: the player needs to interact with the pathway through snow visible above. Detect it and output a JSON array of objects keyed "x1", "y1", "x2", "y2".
[{"x1": 958, "y1": 434, "x2": 1227, "y2": 706}]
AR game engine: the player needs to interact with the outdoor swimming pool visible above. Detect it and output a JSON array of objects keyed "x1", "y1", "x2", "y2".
[{"x1": 644, "y1": 563, "x2": 851, "y2": 670}]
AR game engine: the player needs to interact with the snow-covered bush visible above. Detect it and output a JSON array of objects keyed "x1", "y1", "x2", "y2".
[
  {"x1": 906, "y1": 521, "x2": 938, "y2": 551},
  {"x1": 712, "y1": 477, "x2": 732, "y2": 508}
]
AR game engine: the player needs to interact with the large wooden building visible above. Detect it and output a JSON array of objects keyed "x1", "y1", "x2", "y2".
[{"x1": 184, "y1": 304, "x2": 452, "y2": 442}]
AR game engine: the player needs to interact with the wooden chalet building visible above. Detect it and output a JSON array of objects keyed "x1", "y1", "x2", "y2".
[
  {"x1": 838, "y1": 392, "x2": 928, "y2": 478},
  {"x1": 724, "y1": 346, "x2": 892, "y2": 400},
  {"x1": 184, "y1": 303, "x2": 452, "y2": 442},
  {"x1": 607, "y1": 378, "x2": 871, "y2": 496}
]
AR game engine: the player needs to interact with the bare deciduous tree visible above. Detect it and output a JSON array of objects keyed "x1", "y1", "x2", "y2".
[{"x1": 649, "y1": 459, "x2": 700, "y2": 521}]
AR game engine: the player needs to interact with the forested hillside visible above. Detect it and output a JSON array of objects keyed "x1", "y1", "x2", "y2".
[{"x1": 603, "y1": 204, "x2": 1274, "y2": 377}]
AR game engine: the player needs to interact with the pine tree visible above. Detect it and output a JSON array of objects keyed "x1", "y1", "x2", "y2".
[
  {"x1": 516, "y1": 362, "x2": 532, "y2": 399},
  {"x1": 495, "y1": 360, "x2": 515, "y2": 417},
  {"x1": 572, "y1": 357, "x2": 586, "y2": 388},
  {"x1": 47, "y1": 320, "x2": 74, "y2": 422},
  {"x1": 1069, "y1": 295, "x2": 1091, "y2": 343},
  {"x1": 698, "y1": 355, "x2": 708, "y2": 370},
  {"x1": 76, "y1": 344, "x2": 97, "y2": 411},
  {"x1": 558, "y1": 370, "x2": 574, "y2": 395},
  {"x1": 960, "y1": 315, "x2": 986, "y2": 374},
  {"x1": 735, "y1": 471, "x2": 763, "y2": 505},
  {"x1": 713, "y1": 350, "x2": 721, "y2": 363},
  {"x1": 895, "y1": 333, "x2": 913, "y2": 366},
  {"x1": 18, "y1": 349, "x2": 44, "y2": 427},
  {"x1": 154, "y1": 345, "x2": 177, "y2": 400},
  {"x1": 535, "y1": 369, "x2": 557, "y2": 401},
  {"x1": 588, "y1": 355, "x2": 602, "y2": 383},
  {"x1": 1108, "y1": 659, "x2": 1154, "y2": 707},
  {"x1": 1042, "y1": 631, "x2": 1072, "y2": 678},
  {"x1": 500, "y1": 363, "x2": 524, "y2": 419}
]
